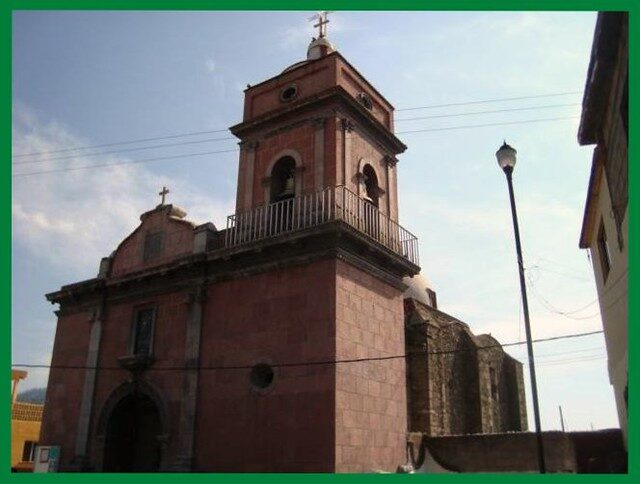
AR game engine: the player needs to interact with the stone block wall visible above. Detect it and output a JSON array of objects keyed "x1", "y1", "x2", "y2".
[
  {"x1": 39, "y1": 310, "x2": 92, "y2": 467},
  {"x1": 405, "y1": 299, "x2": 526, "y2": 437},
  {"x1": 196, "y1": 258, "x2": 337, "y2": 472},
  {"x1": 335, "y1": 260, "x2": 406, "y2": 472}
]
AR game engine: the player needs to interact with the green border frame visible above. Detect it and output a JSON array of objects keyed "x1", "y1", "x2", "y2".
[{"x1": 4, "y1": 0, "x2": 636, "y2": 480}]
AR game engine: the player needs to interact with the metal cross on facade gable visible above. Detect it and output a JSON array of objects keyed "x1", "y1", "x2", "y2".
[
  {"x1": 159, "y1": 186, "x2": 170, "y2": 205},
  {"x1": 309, "y1": 11, "x2": 332, "y2": 38}
]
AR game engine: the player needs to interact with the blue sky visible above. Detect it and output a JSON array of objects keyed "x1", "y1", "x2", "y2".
[{"x1": 12, "y1": 10, "x2": 618, "y2": 432}]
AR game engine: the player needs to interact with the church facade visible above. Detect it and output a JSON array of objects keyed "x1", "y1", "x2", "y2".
[{"x1": 40, "y1": 26, "x2": 525, "y2": 473}]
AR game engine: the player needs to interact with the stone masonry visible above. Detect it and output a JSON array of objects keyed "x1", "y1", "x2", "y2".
[{"x1": 405, "y1": 298, "x2": 527, "y2": 436}]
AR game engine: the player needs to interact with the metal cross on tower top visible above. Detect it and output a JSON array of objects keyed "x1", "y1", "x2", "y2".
[
  {"x1": 158, "y1": 186, "x2": 170, "y2": 205},
  {"x1": 309, "y1": 11, "x2": 332, "y2": 38}
]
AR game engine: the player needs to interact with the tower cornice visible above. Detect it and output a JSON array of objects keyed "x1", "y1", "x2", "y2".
[
  {"x1": 230, "y1": 85, "x2": 407, "y2": 155},
  {"x1": 246, "y1": 51, "x2": 396, "y2": 112}
]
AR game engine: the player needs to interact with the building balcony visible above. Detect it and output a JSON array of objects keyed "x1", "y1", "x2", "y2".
[{"x1": 224, "y1": 185, "x2": 419, "y2": 266}]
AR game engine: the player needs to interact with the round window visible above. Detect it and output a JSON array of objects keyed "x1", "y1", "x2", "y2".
[
  {"x1": 280, "y1": 84, "x2": 298, "y2": 102},
  {"x1": 250, "y1": 363, "x2": 275, "y2": 390}
]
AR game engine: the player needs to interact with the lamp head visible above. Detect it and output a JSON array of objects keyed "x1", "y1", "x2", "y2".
[{"x1": 496, "y1": 140, "x2": 517, "y2": 173}]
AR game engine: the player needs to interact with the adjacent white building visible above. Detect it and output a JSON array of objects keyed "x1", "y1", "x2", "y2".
[{"x1": 577, "y1": 12, "x2": 628, "y2": 448}]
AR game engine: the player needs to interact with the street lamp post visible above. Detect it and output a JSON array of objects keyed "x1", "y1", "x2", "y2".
[{"x1": 496, "y1": 141, "x2": 547, "y2": 474}]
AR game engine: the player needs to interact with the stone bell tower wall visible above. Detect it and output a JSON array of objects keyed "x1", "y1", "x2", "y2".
[{"x1": 334, "y1": 259, "x2": 407, "y2": 472}]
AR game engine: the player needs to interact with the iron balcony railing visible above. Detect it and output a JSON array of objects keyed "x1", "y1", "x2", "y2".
[{"x1": 225, "y1": 185, "x2": 419, "y2": 266}]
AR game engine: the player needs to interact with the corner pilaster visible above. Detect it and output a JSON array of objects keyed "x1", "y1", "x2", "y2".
[
  {"x1": 72, "y1": 302, "x2": 105, "y2": 467},
  {"x1": 172, "y1": 284, "x2": 207, "y2": 471}
]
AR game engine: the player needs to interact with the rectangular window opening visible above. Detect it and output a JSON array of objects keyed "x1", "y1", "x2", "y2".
[
  {"x1": 133, "y1": 307, "x2": 155, "y2": 356},
  {"x1": 597, "y1": 221, "x2": 611, "y2": 282},
  {"x1": 143, "y1": 231, "x2": 164, "y2": 261},
  {"x1": 22, "y1": 441, "x2": 37, "y2": 462}
]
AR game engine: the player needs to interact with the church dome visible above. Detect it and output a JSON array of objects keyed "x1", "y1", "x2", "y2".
[
  {"x1": 403, "y1": 274, "x2": 436, "y2": 307},
  {"x1": 281, "y1": 36, "x2": 336, "y2": 74},
  {"x1": 307, "y1": 36, "x2": 335, "y2": 60},
  {"x1": 281, "y1": 59, "x2": 310, "y2": 74}
]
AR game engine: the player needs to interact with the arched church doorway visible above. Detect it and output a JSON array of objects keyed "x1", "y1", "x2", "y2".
[{"x1": 102, "y1": 393, "x2": 163, "y2": 472}]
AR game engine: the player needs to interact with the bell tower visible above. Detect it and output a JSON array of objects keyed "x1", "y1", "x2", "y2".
[
  {"x1": 230, "y1": 21, "x2": 406, "y2": 222},
  {"x1": 200, "y1": 18, "x2": 420, "y2": 472}
]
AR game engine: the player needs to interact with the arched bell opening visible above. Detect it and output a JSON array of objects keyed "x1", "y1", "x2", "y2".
[
  {"x1": 270, "y1": 156, "x2": 297, "y2": 203},
  {"x1": 362, "y1": 164, "x2": 380, "y2": 208}
]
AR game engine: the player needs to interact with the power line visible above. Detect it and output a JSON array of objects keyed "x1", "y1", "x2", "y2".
[
  {"x1": 13, "y1": 91, "x2": 583, "y2": 159},
  {"x1": 12, "y1": 148, "x2": 240, "y2": 178},
  {"x1": 395, "y1": 103, "x2": 580, "y2": 122},
  {"x1": 526, "y1": 264, "x2": 627, "y2": 316},
  {"x1": 531, "y1": 282, "x2": 626, "y2": 321},
  {"x1": 12, "y1": 136, "x2": 236, "y2": 165},
  {"x1": 529, "y1": 265, "x2": 590, "y2": 283},
  {"x1": 14, "y1": 103, "x2": 580, "y2": 167},
  {"x1": 395, "y1": 91, "x2": 582, "y2": 112},
  {"x1": 534, "y1": 355, "x2": 607, "y2": 367},
  {"x1": 535, "y1": 255, "x2": 592, "y2": 276},
  {"x1": 395, "y1": 115, "x2": 579, "y2": 135},
  {"x1": 535, "y1": 346, "x2": 606, "y2": 359},
  {"x1": 13, "y1": 115, "x2": 579, "y2": 178},
  {"x1": 11, "y1": 329, "x2": 603, "y2": 372},
  {"x1": 12, "y1": 128, "x2": 231, "y2": 158},
  {"x1": 527, "y1": 268, "x2": 628, "y2": 320}
]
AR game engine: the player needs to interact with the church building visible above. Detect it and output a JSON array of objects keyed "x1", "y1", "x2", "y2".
[{"x1": 40, "y1": 17, "x2": 525, "y2": 472}]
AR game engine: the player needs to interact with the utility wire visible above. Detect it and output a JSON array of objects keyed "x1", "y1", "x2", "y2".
[
  {"x1": 395, "y1": 115, "x2": 578, "y2": 135},
  {"x1": 12, "y1": 136, "x2": 236, "y2": 165},
  {"x1": 527, "y1": 269, "x2": 628, "y2": 321},
  {"x1": 527, "y1": 266, "x2": 628, "y2": 314},
  {"x1": 395, "y1": 103, "x2": 579, "y2": 122},
  {"x1": 11, "y1": 329, "x2": 603, "y2": 372},
  {"x1": 12, "y1": 128, "x2": 231, "y2": 158},
  {"x1": 535, "y1": 346, "x2": 606, "y2": 359},
  {"x1": 533, "y1": 355, "x2": 607, "y2": 367},
  {"x1": 13, "y1": 90, "x2": 582, "y2": 158},
  {"x1": 528, "y1": 271, "x2": 627, "y2": 321},
  {"x1": 12, "y1": 148, "x2": 240, "y2": 178},
  {"x1": 13, "y1": 115, "x2": 579, "y2": 178},
  {"x1": 529, "y1": 265, "x2": 590, "y2": 283},
  {"x1": 395, "y1": 90, "x2": 582, "y2": 112},
  {"x1": 14, "y1": 103, "x2": 580, "y2": 166},
  {"x1": 535, "y1": 255, "x2": 593, "y2": 276}
]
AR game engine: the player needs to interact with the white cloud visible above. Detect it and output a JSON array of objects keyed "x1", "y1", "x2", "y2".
[
  {"x1": 280, "y1": 23, "x2": 314, "y2": 49},
  {"x1": 12, "y1": 103, "x2": 235, "y2": 278}
]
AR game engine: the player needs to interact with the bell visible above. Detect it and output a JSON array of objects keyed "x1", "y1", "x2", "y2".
[{"x1": 279, "y1": 174, "x2": 295, "y2": 198}]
